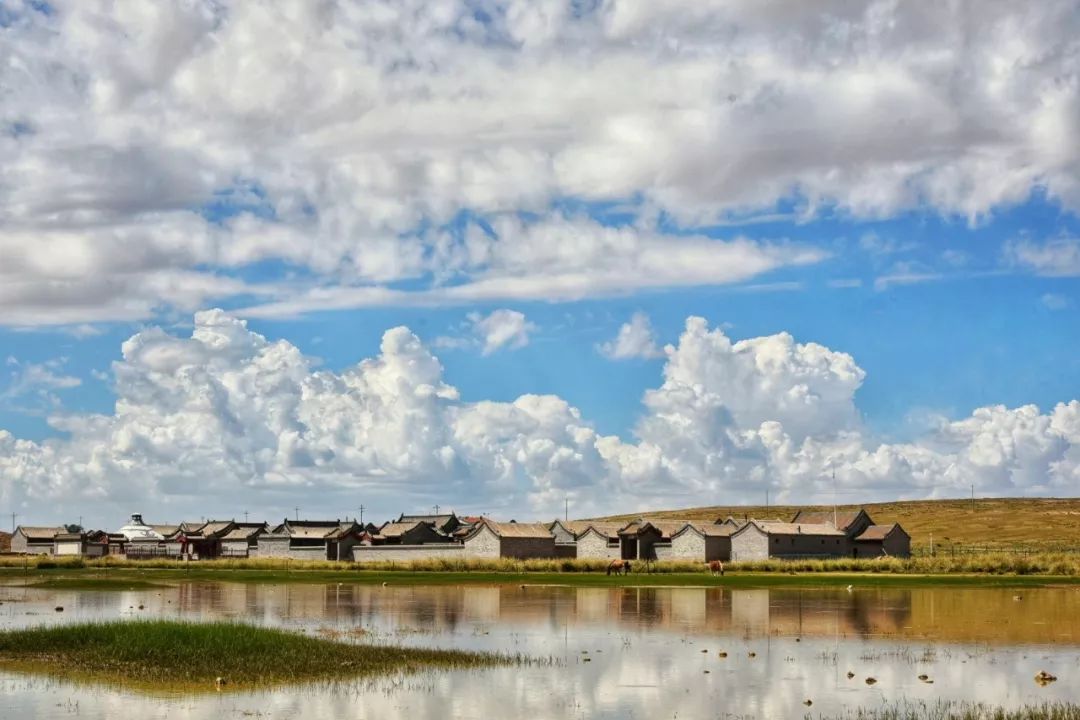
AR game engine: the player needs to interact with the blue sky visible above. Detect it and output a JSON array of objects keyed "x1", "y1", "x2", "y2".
[
  {"x1": 4, "y1": 195, "x2": 1077, "y2": 445},
  {"x1": 1, "y1": 1, "x2": 1079, "y2": 526}
]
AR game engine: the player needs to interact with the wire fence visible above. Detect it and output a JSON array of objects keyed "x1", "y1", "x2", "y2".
[{"x1": 912, "y1": 543, "x2": 1080, "y2": 557}]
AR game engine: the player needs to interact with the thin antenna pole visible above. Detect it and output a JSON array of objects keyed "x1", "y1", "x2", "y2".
[
  {"x1": 294, "y1": 507, "x2": 299, "y2": 521},
  {"x1": 833, "y1": 470, "x2": 837, "y2": 528},
  {"x1": 434, "y1": 504, "x2": 440, "y2": 515},
  {"x1": 10, "y1": 513, "x2": 15, "y2": 533},
  {"x1": 243, "y1": 510, "x2": 249, "y2": 523},
  {"x1": 358, "y1": 505, "x2": 365, "y2": 525}
]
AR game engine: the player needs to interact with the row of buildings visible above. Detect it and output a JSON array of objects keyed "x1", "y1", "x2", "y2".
[{"x1": 8, "y1": 508, "x2": 910, "y2": 562}]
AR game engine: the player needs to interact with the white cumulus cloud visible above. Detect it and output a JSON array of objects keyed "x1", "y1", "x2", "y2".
[
  {"x1": 2, "y1": 311, "x2": 1079, "y2": 526},
  {"x1": 598, "y1": 313, "x2": 665, "y2": 360},
  {"x1": 0, "y1": 1, "x2": 1077, "y2": 323}
]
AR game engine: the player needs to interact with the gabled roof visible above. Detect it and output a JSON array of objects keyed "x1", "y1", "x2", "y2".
[
  {"x1": 753, "y1": 521, "x2": 845, "y2": 537},
  {"x1": 378, "y1": 521, "x2": 427, "y2": 538},
  {"x1": 672, "y1": 522, "x2": 736, "y2": 540},
  {"x1": 271, "y1": 519, "x2": 358, "y2": 538},
  {"x1": 619, "y1": 519, "x2": 697, "y2": 540},
  {"x1": 149, "y1": 524, "x2": 181, "y2": 537},
  {"x1": 465, "y1": 520, "x2": 553, "y2": 540},
  {"x1": 789, "y1": 509, "x2": 869, "y2": 531},
  {"x1": 551, "y1": 520, "x2": 629, "y2": 540},
  {"x1": 15, "y1": 526, "x2": 65, "y2": 541},
  {"x1": 220, "y1": 523, "x2": 269, "y2": 541},
  {"x1": 854, "y1": 523, "x2": 908, "y2": 541},
  {"x1": 398, "y1": 513, "x2": 458, "y2": 528}
]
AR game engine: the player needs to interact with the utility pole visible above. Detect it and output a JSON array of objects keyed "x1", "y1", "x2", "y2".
[
  {"x1": 358, "y1": 505, "x2": 365, "y2": 525},
  {"x1": 434, "y1": 504, "x2": 440, "y2": 515},
  {"x1": 832, "y1": 470, "x2": 837, "y2": 529},
  {"x1": 294, "y1": 507, "x2": 300, "y2": 521},
  {"x1": 243, "y1": 510, "x2": 249, "y2": 523},
  {"x1": 565, "y1": 497, "x2": 569, "y2": 522}
]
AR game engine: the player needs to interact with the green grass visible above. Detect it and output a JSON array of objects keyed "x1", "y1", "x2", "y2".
[
  {"x1": 3, "y1": 566, "x2": 1079, "y2": 589},
  {"x1": 816, "y1": 700, "x2": 1080, "y2": 719},
  {"x1": 0, "y1": 620, "x2": 508, "y2": 693},
  {"x1": 4, "y1": 552, "x2": 1080, "y2": 579}
]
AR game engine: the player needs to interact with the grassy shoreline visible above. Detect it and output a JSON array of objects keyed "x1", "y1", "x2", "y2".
[
  {"x1": 0, "y1": 620, "x2": 509, "y2": 693},
  {"x1": 3, "y1": 566, "x2": 1080, "y2": 590}
]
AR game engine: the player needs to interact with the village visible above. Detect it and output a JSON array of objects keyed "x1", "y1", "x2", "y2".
[{"x1": 8, "y1": 508, "x2": 911, "y2": 563}]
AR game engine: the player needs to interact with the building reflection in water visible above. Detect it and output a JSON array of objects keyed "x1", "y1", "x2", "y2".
[{"x1": 123, "y1": 582, "x2": 915, "y2": 640}]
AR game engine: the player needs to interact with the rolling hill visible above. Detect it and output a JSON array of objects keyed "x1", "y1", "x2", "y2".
[{"x1": 595, "y1": 497, "x2": 1080, "y2": 551}]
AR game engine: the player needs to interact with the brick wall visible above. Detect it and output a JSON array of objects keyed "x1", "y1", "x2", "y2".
[{"x1": 500, "y1": 536, "x2": 556, "y2": 559}]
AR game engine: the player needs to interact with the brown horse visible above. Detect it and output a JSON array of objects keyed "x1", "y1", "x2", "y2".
[
  {"x1": 607, "y1": 559, "x2": 633, "y2": 576},
  {"x1": 707, "y1": 560, "x2": 725, "y2": 576}
]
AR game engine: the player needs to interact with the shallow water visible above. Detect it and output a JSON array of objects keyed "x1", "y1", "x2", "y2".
[{"x1": 1, "y1": 580, "x2": 1078, "y2": 719}]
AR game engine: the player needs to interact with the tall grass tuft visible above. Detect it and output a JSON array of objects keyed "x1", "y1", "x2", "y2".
[
  {"x1": 816, "y1": 699, "x2": 1080, "y2": 719},
  {"x1": 3, "y1": 552, "x2": 1080, "y2": 575},
  {"x1": 0, "y1": 620, "x2": 509, "y2": 692}
]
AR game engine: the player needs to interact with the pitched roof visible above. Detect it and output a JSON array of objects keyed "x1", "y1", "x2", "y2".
[
  {"x1": 149, "y1": 524, "x2": 181, "y2": 537},
  {"x1": 755, "y1": 521, "x2": 845, "y2": 537},
  {"x1": 789, "y1": 509, "x2": 867, "y2": 531},
  {"x1": 673, "y1": 522, "x2": 736, "y2": 539},
  {"x1": 220, "y1": 523, "x2": 268, "y2": 541},
  {"x1": 378, "y1": 521, "x2": 427, "y2": 538},
  {"x1": 854, "y1": 524, "x2": 906, "y2": 541},
  {"x1": 15, "y1": 526, "x2": 65, "y2": 540},
  {"x1": 468, "y1": 520, "x2": 552, "y2": 539},
  {"x1": 620, "y1": 519, "x2": 699, "y2": 540},
  {"x1": 555, "y1": 521, "x2": 629, "y2": 540},
  {"x1": 272, "y1": 520, "x2": 357, "y2": 538},
  {"x1": 398, "y1": 513, "x2": 457, "y2": 527}
]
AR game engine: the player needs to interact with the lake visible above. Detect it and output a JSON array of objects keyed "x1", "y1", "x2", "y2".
[{"x1": 1, "y1": 579, "x2": 1078, "y2": 719}]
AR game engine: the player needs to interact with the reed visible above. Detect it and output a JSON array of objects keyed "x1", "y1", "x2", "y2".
[
  {"x1": 3, "y1": 552, "x2": 1080, "y2": 575},
  {"x1": 818, "y1": 700, "x2": 1080, "y2": 719},
  {"x1": 0, "y1": 620, "x2": 509, "y2": 692}
]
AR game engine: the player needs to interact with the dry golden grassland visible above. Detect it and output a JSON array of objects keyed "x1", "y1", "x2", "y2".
[{"x1": 598, "y1": 497, "x2": 1080, "y2": 552}]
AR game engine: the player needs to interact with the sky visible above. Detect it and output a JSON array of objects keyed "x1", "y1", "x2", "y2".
[{"x1": 1, "y1": 1, "x2": 1079, "y2": 529}]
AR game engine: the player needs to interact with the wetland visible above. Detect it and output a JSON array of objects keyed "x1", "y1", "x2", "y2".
[{"x1": 1, "y1": 578, "x2": 1078, "y2": 718}]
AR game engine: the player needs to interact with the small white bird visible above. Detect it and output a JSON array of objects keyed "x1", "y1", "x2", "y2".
[{"x1": 846, "y1": 585, "x2": 853, "y2": 592}]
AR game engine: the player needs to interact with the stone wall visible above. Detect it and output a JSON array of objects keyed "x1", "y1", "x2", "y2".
[
  {"x1": 10, "y1": 534, "x2": 51, "y2": 555},
  {"x1": 730, "y1": 524, "x2": 769, "y2": 562},
  {"x1": 576, "y1": 532, "x2": 619, "y2": 559},
  {"x1": 351, "y1": 544, "x2": 466, "y2": 563},
  {"x1": 463, "y1": 525, "x2": 500, "y2": 559},
  {"x1": 549, "y1": 523, "x2": 576, "y2": 545},
  {"x1": 256, "y1": 537, "x2": 328, "y2": 561},
  {"x1": 670, "y1": 531, "x2": 706, "y2": 560}
]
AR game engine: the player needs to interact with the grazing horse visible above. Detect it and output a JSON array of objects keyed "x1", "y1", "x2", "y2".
[
  {"x1": 607, "y1": 559, "x2": 633, "y2": 576},
  {"x1": 707, "y1": 560, "x2": 725, "y2": 576}
]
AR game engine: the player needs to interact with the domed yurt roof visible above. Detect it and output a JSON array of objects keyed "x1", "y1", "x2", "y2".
[{"x1": 118, "y1": 513, "x2": 164, "y2": 541}]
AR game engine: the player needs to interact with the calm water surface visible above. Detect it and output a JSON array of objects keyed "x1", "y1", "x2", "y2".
[{"x1": 1, "y1": 580, "x2": 1079, "y2": 719}]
